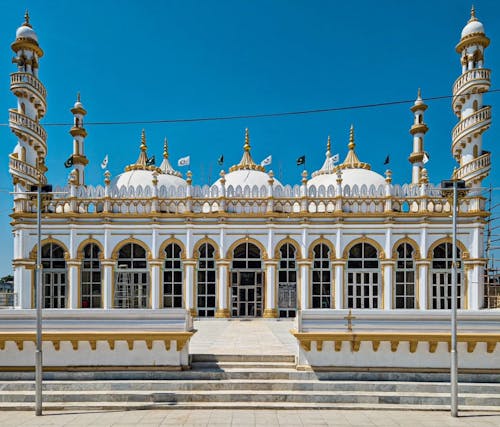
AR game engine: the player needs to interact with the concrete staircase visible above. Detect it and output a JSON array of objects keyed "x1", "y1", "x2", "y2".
[{"x1": 0, "y1": 354, "x2": 499, "y2": 411}]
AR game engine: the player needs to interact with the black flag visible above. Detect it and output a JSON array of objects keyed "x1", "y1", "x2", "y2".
[
  {"x1": 384, "y1": 155, "x2": 390, "y2": 165},
  {"x1": 64, "y1": 156, "x2": 74, "y2": 168},
  {"x1": 296, "y1": 155, "x2": 305, "y2": 166},
  {"x1": 146, "y1": 155, "x2": 156, "y2": 166},
  {"x1": 217, "y1": 155, "x2": 224, "y2": 166}
]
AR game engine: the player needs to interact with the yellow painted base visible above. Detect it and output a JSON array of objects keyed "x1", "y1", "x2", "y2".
[
  {"x1": 263, "y1": 308, "x2": 278, "y2": 318},
  {"x1": 215, "y1": 308, "x2": 230, "y2": 318},
  {"x1": 189, "y1": 308, "x2": 197, "y2": 317}
]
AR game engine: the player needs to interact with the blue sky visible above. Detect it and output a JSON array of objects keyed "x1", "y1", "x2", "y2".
[{"x1": 0, "y1": 0, "x2": 498, "y2": 275}]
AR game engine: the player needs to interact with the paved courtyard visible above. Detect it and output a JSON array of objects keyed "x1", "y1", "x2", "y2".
[
  {"x1": 1, "y1": 409, "x2": 499, "y2": 426},
  {"x1": 190, "y1": 319, "x2": 296, "y2": 355}
]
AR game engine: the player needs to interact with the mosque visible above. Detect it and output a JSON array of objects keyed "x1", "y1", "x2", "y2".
[{"x1": 7, "y1": 8, "x2": 493, "y2": 323}]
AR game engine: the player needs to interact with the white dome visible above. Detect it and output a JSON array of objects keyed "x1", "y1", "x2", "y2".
[
  {"x1": 157, "y1": 173, "x2": 187, "y2": 188},
  {"x1": 214, "y1": 169, "x2": 281, "y2": 190},
  {"x1": 16, "y1": 25, "x2": 38, "y2": 42},
  {"x1": 461, "y1": 19, "x2": 485, "y2": 38},
  {"x1": 73, "y1": 101, "x2": 84, "y2": 109},
  {"x1": 308, "y1": 167, "x2": 385, "y2": 189},
  {"x1": 113, "y1": 169, "x2": 187, "y2": 189}
]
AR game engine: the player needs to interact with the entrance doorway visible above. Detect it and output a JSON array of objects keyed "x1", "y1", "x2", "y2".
[
  {"x1": 230, "y1": 242, "x2": 263, "y2": 318},
  {"x1": 231, "y1": 271, "x2": 263, "y2": 317}
]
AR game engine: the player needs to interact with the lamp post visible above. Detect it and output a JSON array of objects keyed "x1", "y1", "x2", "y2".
[{"x1": 441, "y1": 178, "x2": 466, "y2": 418}]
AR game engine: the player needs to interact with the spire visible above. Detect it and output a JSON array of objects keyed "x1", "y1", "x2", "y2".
[
  {"x1": 163, "y1": 137, "x2": 169, "y2": 159},
  {"x1": 23, "y1": 10, "x2": 32, "y2": 28},
  {"x1": 229, "y1": 128, "x2": 265, "y2": 172},
  {"x1": 469, "y1": 5, "x2": 477, "y2": 22},
  {"x1": 339, "y1": 124, "x2": 371, "y2": 170},
  {"x1": 244, "y1": 128, "x2": 250, "y2": 152},
  {"x1": 140, "y1": 129, "x2": 147, "y2": 152},
  {"x1": 77, "y1": 92, "x2": 81, "y2": 103},
  {"x1": 133, "y1": 129, "x2": 148, "y2": 167},
  {"x1": 326, "y1": 135, "x2": 331, "y2": 157},
  {"x1": 411, "y1": 88, "x2": 427, "y2": 112}
]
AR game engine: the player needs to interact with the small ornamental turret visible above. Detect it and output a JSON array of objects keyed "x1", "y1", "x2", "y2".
[
  {"x1": 229, "y1": 128, "x2": 266, "y2": 172},
  {"x1": 69, "y1": 93, "x2": 89, "y2": 186},
  {"x1": 408, "y1": 88, "x2": 429, "y2": 185}
]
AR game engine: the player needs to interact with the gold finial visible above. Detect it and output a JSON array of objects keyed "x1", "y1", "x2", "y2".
[
  {"x1": 470, "y1": 5, "x2": 477, "y2": 21},
  {"x1": 163, "y1": 137, "x2": 169, "y2": 159},
  {"x1": 77, "y1": 92, "x2": 81, "y2": 103},
  {"x1": 244, "y1": 128, "x2": 250, "y2": 152},
  {"x1": 417, "y1": 87, "x2": 422, "y2": 100},
  {"x1": 140, "y1": 129, "x2": 147, "y2": 152},
  {"x1": 327, "y1": 135, "x2": 331, "y2": 153},
  {"x1": 23, "y1": 10, "x2": 32, "y2": 27},
  {"x1": 348, "y1": 124, "x2": 355, "y2": 150}
]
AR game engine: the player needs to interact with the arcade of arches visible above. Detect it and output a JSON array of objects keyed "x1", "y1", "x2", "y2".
[{"x1": 35, "y1": 239, "x2": 466, "y2": 317}]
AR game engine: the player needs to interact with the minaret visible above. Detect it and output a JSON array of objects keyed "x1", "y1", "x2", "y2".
[
  {"x1": 9, "y1": 11, "x2": 48, "y2": 188},
  {"x1": 452, "y1": 6, "x2": 491, "y2": 186},
  {"x1": 408, "y1": 88, "x2": 429, "y2": 184},
  {"x1": 69, "y1": 93, "x2": 89, "y2": 186}
]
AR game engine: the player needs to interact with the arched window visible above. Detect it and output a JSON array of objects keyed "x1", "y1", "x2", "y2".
[
  {"x1": 278, "y1": 243, "x2": 297, "y2": 317},
  {"x1": 431, "y1": 243, "x2": 463, "y2": 309},
  {"x1": 197, "y1": 243, "x2": 216, "y2": 316},
  {"x1": 20, "y1": 146, "x2": 26, "y2": 162},
  {"x1": 312, "y1": 243, "x2": 331, "y2": 308},
  {"x1": 163, "y1": 243, "x2": 183, "y2": 308},
  {"x1": 418, "y1": 114, "x2": 423, "y2": 124},
  {"x1": 231, "y1": 242, "x2": 263, "y2": 317},
  {"x1": 473, "y1": 100, "x2": 478, "y2": 112},
  {"x1": 81, "y1": 243, "x2": 101, "y2": 308},
  {"x1": 114, "y1": 242, "x2": 149, "y2": 308},
  {"x1": 395, "y1": 243, "x2": 415, "y2": 309},
  {"x1": 41, "y1": 242, "x2": 67, "y2": 308},
  {"x1": 20, "y1": 102, "x2": 25, "y2": 114},
  {"x1": 346, "y1": 243, "x2": 380, "y2": 309},
  {"x1": 473, "y1": 145, "x2": 479, "y2": 158}
]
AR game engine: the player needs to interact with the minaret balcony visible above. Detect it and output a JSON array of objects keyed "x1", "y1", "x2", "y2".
[
  {"x1": 451, "y1": 106, "x2": 491, "y2": 156},
  {"x1": 9, "y1": 155, "x2": 47, "y2": 185},
  {"x1": 9, "y1": 109, "x2": 47, "y2": 149},
  {"x1": 10, "y1": 72, "x2": 47, "y2": 115},
  {"x1": 452, "y1": 68, "x2": 490, "y2": 114},
  {"x1": 454, "y1": 151, "x2": 491, "y2": 184}
]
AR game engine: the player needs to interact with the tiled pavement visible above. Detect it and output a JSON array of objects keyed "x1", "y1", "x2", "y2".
[
  {"x1": 189, "y1": 319, "x2": 296, "y2": 355},
  {"x1": 1, "y1": 409, "x2": 499, "y2": 426}
]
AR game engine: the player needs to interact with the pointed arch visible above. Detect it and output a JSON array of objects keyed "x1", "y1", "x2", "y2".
[
  {"x1": 274, "y1": 237, "x2": 302, "y2": 260},
  {"x1": 192, "y1": 237, "x2": 220, "y2": 260},
  {"x1": 308, "y1": 237, "x2": 335, "y2": 260},
  {"x1": 111, "y1": 237, "x2": 152, "y2": 261},
  {"x1": 392, "y1": 237, "x2": 420, "y2": 260},
  {"x1": 426, "y1": 237, "x2": 468, "y2": 260},
  {"x1": 76, "y1": 238, "x2": 104, "y2": 260},
  {"x1": 226, "y1": 237, "x2": 268, "y2": 260},
  {"x1": 29, "y1": 237, "x2": 69, "y2": 261},
  {"x1": 158, "y1": 237, "x2": 186, "y2": 260}
]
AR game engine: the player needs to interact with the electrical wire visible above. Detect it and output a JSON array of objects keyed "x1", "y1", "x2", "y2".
[{"x1": 0, "y1": 89, "x2": 499, "y2": 127}]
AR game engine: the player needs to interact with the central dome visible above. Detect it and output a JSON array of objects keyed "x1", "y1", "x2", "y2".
[
  {"x1": 308, "y1": 126, "x2": 385, "y2": 189},
  {"x1": 213, "y1": 129, "x2": 281, "y2": 190}
]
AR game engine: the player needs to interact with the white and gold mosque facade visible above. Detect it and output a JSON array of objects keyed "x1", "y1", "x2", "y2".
[{"x1": 8, "y1": 9, "x2": 493, "y2": 322}]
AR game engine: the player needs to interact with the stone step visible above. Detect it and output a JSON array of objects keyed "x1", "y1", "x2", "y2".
[
  {"x1": 191, "y1": 354, "x2": 295, "y2": 363},
  {"x1": 191, "y1": 361, "x2": 296, "y2": 370},
  {"x1": 2, "y1": 401, "x2": 500, "y2": 412},
  {"x1": 1, "y1": 389, "x2": 499, "y2": 406},
  {"x1": 1, "y1": 380, "x2": 500, "y2": 394}
]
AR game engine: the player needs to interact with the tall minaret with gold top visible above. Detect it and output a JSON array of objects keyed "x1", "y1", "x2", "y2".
[
  {"x1": 9, "y1": 11, "x2": 48, "y2": 188},
  {"x1": 69, "y1": 93, "x2": 89, "y2": 186},
  {"x1": 452, "y1": 6, "x2": 491, "y2": 186},
  {"x1": 408, "y1": 89, "x2": 428, "y2": 184}
]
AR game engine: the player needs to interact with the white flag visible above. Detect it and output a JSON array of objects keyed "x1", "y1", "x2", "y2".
[
  {"x1": 178, "y1": 155, "x2": 190, "y2": 167},
  {"x1": 260, "y1": 155, "x2": 272, "y2": 166},
  {"x1": 422, "y1": 152, "x2": 430, "y2": 164},
  {"x1": 100, "y1": 154, "x2": 108, "y2": 170},
  {"x1": 331, "y1": 153, "x2": 340, "y2": 164}
]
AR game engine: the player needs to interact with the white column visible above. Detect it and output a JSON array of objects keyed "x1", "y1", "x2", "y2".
[
  {"x1": 216, "y1": 261, "x2": 230, "y2": 317},
  {"x1": 466, "y1": 262, "x2": 484, "y2": 310},
  {"x1": 381, "y1": 261, "x2": 394, "y2": 310},
  {"x1": 264, "y1": 261, "x2": 277, "y2": 318},
  {"x1": 101, "y1": 260, "x2": 114, "y2": 309},
  {"x1": 184, "y1": 260, "x2": 196, "y2": 315},
  {"x1": 298, "y1": 261, "x2": 311, "y2": 310},
  {"x1": 333, "y1": 261, "x2": 345, "y2": 309},
  {"x1": 67, "y1": 260, "x2": 80, "y2": 309},
  {"x1": 150, "y1": 260, "x2": 162, "y2": 309},
  {"x1": 417, "y1": 261, "x2": 430, "y2": 309}
]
